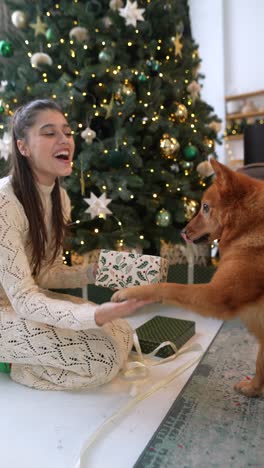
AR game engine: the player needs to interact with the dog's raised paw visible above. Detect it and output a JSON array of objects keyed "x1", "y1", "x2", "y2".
[{"x1": 111, "y1": 291, "x2": 127, "y2": 302}]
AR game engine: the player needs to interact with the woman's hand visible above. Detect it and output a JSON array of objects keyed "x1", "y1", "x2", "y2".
[{"x1": 94, "y1": 299, "x2": 154, "y2": 326}]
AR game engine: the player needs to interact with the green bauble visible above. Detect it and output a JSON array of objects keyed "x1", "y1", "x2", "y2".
[
  {"x1": 0, "y1": 105, "x2": 4, "y2": 114},
  {"x1": 156, "y1": 208, "x2": 172, "y2": 227},
  {"x1": 183, "y1": 144, "x2": 198, "y2": 160},
  {"x1": 108, "y1": 149, "x2": 128, "y2": 168},
  {"x1": 0, "y1": 40, "x2": 14, "y2": 58},
  {"x1": 146, "y1": 59, "x2": 160, "y2": 75},
  {"x1": 46, "y1": 27, "x2": 57, "y2": 42},
  {"x1": 138, "y1": 72, "x2": 148, "y2": 82},
  {"x1": 99, "y1": 47, "x2": 114, "y2": 63},
  {"x1": 5, "y1": 81, "x2": 15, "y2": 91}
]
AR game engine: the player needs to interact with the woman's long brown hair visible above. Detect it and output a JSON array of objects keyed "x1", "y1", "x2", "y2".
[{"x1": 10, "y1": 99, "x2": 68, "y2": 276}]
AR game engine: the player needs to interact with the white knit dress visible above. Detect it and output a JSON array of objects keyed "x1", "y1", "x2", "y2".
[{"x1": 0, "y1": 177, "x2": 133, "y2": 390}]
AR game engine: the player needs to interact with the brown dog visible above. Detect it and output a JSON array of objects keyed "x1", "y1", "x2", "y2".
[{"x1": 112, "y1": 158, "x2": 264, "y2": 397}]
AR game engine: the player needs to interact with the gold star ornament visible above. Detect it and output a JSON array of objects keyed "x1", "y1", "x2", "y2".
[
  {"x1": 30, "y1": 16, "x2": 48, "y2": 37},
  {"x1": 173, "y1": 33, "x2": 183, "y2": 57}
]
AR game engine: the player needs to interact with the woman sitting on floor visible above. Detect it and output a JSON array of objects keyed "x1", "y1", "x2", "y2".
[{"x1": 0, "y1": 98, "x2": 151, "y2": 390}]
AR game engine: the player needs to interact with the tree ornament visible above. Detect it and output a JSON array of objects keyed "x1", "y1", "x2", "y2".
[
  {"x1": 170, "y1": 163, "x2": 180, "y2": 173},
  {"x1": 102, "y1": 16, "x2": 113, "y2": 28},
  {"x1": 110, "y1": 0, "x2": 124, "y2": 11},
  {"x1": 103, "y1": 95, "x2": 114, "y2": 119},
  {"x1": 156, "y1": 208, "x2": 172, "y2": 227},
  {"x1": 203, "y1": 136, "x2": 215, "y2": 152},
  {"x1": 108, "y1": 148, "x2": 128, "y2": 168},
  {"x1": 46, "y1": 27, "x2": 58, "y2": 42},
  {"x1": 29, "y1": 16, "x2": 48, "y2": 37},
  {"x1": 122, "y1": 81, "x2": 135, "y2": 96},
  {"x1": 176, "y1": 21, "x2": 184, "y2": 34},
  {"x1": 163, "y1": 2, "x2": 172, "y2": 12},
  {"x1": 183, "y1": 198, "x2": 199, "y2": 221},
  {"x1": 71, "y1": 251, "x2": 84, "y2": 266},
  {"x1": 84, "y1": 192, "x2": 112, "y2": 219},
  {"x1": 0, "y1": 105, "x2": 4, "y2": 114},
  {"x1": 30, "y1": 52, "x2": 53, "y2": 68},
  {"x1": 0, "y1": 40, "x2": 14, "y2": 58},
  {"x1": 69, "y1": 26, "x2": 89, "y2": 43},
  {"x1": 138, "y1": 72, "x2": 147, "y2": 82},
  {"x1": 81, "y1": 127, "x2": 96, "y2": 144},
  {"x1": 98, "y1": 47, "x2": 115, "y2": 63},
  {"x1": 187, "y1": 80, "x2": 201, "y2": 102},
  {"x1": 196, "y1": 160, "x2": 214, "y2": 178},
  {"x1": 146, "y1": 59, "x2": 160, "y2": 75},
  {"x1": 0, "y1": 132, "x2": 11, "y2": 160},
  {"x1": 209, "y1": 120, "x2": 222, "y2": 134},
  {"x1": 179, "y1": 160, "x2": 194, "y2": 171},
  {"x1": 0, "y1": 81, "x2": 7, "y2": 92},
  {"x1": 5, "y1": 81, "x2": 16, "y2": 92},
  {"x1": 119, "y1": 0, "x2": 145, "y2": 28},
  {"x1": 114, "y1": 88, "x2": 122, "y2": 102},
  {"x1": 183, "y1": 144, "x2": 198, "y2": 160},
  {"x1": 173, "y1": 33, "x2": 183, "y2": 57},
  {"x1": 160, "y1": 134, "x2": 180, "y2": 160},
  {"x1": 11, "y1": 10, "x2": 27, "y2": 29},
  {"x1": 169, "y1": 103, "x2": 188, "y2": 123}
]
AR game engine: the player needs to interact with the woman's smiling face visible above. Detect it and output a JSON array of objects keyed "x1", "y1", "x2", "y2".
[{"x1": 17, "y1": 109, "x2": 75, "y2": 185}]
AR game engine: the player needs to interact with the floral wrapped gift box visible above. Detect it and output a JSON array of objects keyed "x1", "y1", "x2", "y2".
[{"x1": 95, "y1": 250, "x2": 169, "y2": 290}]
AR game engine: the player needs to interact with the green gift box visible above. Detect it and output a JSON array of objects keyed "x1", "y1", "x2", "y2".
[
  {"x1": 134, "y1": 315, "x2": 195, "y2": 358},
  {"x1": 0, "y1": 363, "x2": 11, "y2": 374},
  {"x1": 167, "y1": 264, "x2": 217, "y2": 284}
]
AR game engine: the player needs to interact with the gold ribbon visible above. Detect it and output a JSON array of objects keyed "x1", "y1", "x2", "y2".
[
  {"x1": 121, "y1": 331, "x2": 202, "y2": 381},
  {"x1": 74, "y1": 331, "x2": 203, "y2": 468}
]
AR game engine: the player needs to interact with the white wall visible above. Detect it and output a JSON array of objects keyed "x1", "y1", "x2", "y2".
[
  {"x1": 189, "y1": 0, "x2": 225, "y2": 161},
  {"x1": 190, "y1": 0, "x2": 264, "y2": 164},
  {"x1": 224, "y1": 0, "x2": 264, "y2": 95},
  {"x1": 223, "y1": 0, "x2": 264, "y2": 163}
]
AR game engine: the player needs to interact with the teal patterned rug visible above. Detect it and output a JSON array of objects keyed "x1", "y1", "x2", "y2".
[{"x1": 134, "y1": 319, "x2": 264, "y2": 468}]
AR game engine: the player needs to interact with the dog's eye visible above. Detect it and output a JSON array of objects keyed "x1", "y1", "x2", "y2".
[{"x1": 202, "y1": 203, "x2": 210, "y2": 213}]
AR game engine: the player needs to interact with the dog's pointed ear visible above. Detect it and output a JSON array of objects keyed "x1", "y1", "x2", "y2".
[{"x1": 209, "y1": 158, "x2": 236, "y2": 190}]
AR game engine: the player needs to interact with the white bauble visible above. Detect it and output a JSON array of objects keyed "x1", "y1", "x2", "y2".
[
  {"x1": 110, "y1": 0, "x2": 124, "y2": 10},
  {"x1": 196, "y1": 161, "x2": 214, "y2": 178},
  {"x1": 102, "y1": 16, "x2": 113, "y2": 28},
  {"x1": 209, "y1": 120, "x2": 222, "y2": 134},
  {"x1": 69, "y1": 27, "x2": 89, "y2": 43},
  {"x1": 11, "y1": 10, "x2": 27, "y2": 29},
  {"x1": 30, "y1": 52, "x2": 53, "y2": 68},
  {"x1": 81, "y1": 127, "x2": 96, "y2": 144},
  {"x1": 0, "y1": 81, "x2": 8, "y2": 92}
]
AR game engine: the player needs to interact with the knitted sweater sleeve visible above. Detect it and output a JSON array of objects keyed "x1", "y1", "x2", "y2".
[
  {"x1": 36, "y1": 187, "x2": 95, "y2": 289},
  {"x1": 0, "y1": 190, "x2": 99, "y2": 330}
]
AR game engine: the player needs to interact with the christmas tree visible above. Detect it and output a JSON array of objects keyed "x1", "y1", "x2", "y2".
[{"x1": 0, "y1": 0, "x2": 221, "y2": 258}]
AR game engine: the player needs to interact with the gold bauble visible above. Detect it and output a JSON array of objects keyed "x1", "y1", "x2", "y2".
[
  {"x1": 203, "y1": 136, "x2": 215, "y2": 152},
  {"x1": 115, "y1": 81, "x2": 134, "y2": 102},
  {"x1": 114, "y1": 89, "x2": 124, "y2": 104},
  {"x1": 183, "y1": 197, "x2": 199, "y2": 221},
  {"x1": 160, "y1": 134, "x2": 180, "y2": 160},
  {"x1": 71, "y1": 251, "x2": 84, "y2": 265},
  {"x1": 122, "y1": 81, "x2": 135, "y2": 96},
  {"x1": 169, "y1": 103, "x2": 188, "y2": 123}
]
